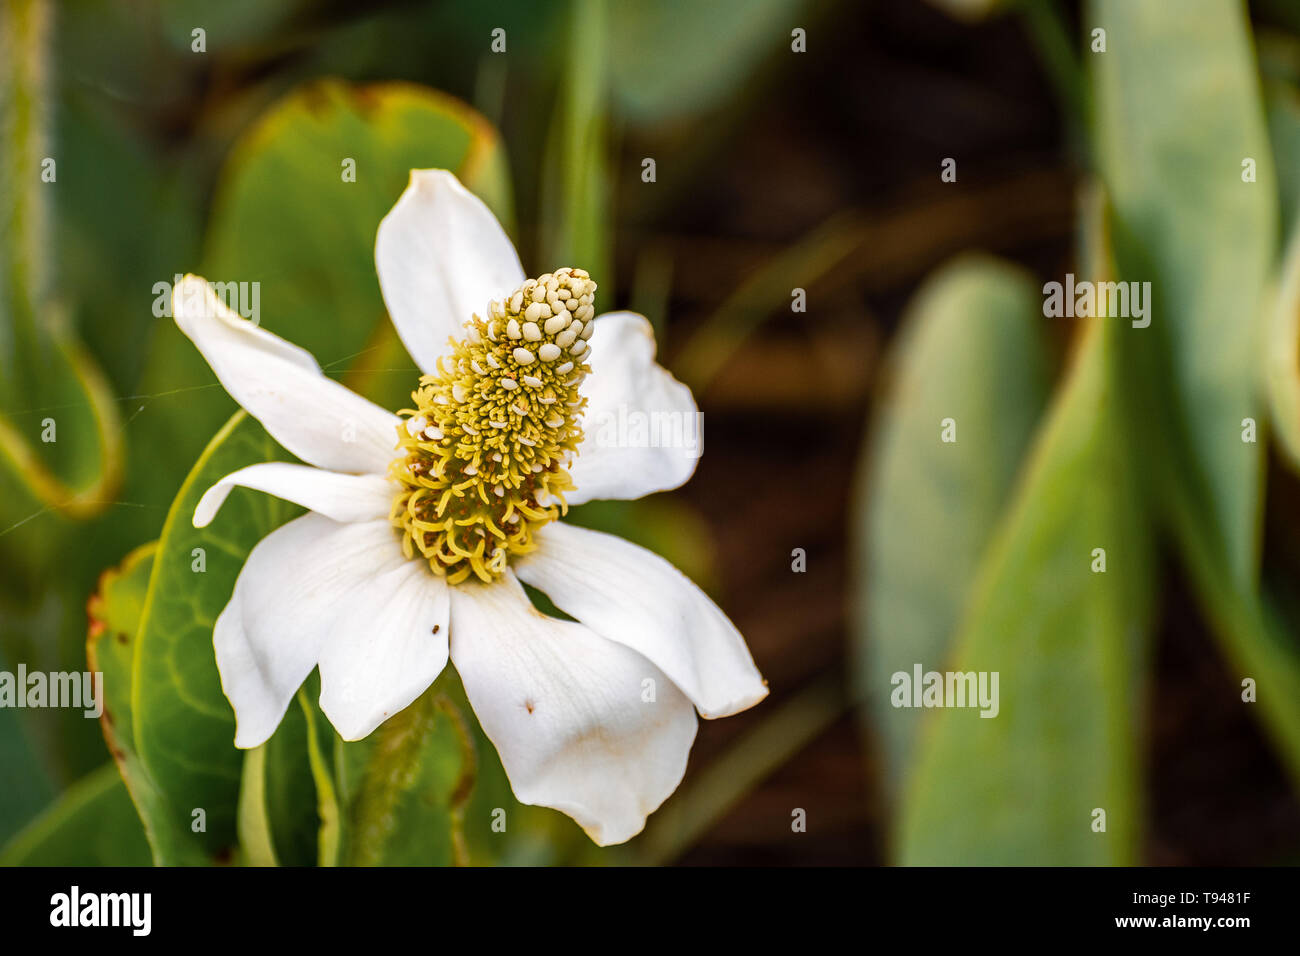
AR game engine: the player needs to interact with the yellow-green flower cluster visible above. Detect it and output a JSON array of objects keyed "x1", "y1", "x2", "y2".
[{"x1": 390, "y1": 268, "x2": 597, "y2": 583}]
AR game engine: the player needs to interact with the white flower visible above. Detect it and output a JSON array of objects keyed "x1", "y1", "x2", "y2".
[{"x1": 173, "y1": 169, "x2": 767, "y2": 846}]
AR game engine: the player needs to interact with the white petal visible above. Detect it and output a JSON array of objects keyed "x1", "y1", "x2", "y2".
[
  {"x1": 194, "y1": 462, "x2": 394, "y2": 528},
  {"x1": 515, "y1": 522, "x2": 767, "y2": 718},
  {"x1": 317, "y1": 562, "x2": 450, "y2": 742},
  {"x1": 214, "y1": 515, "x2": 407, "y2": 748},
  {"x1": 375, "y1": 169, "x2": 525, "y2": 374},
  {"x1": 450, "y1": 572, "x2": 698, "y2": 846},
  {"x1": 173, "y1": 275, "x2": 399, "y2": 474},
  {"x1": 568, "y1": 312, "x2": 701, "y2": 504}
]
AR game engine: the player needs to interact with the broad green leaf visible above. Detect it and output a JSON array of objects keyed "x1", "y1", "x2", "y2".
[
  {"x1": 1091, "y1": 0, "x2": 1277, "y2": 585},
  {"x1": 852, "y1": 255, "x2": 1051, "y2": 799},
  {"x1": 1093, "y1": 1, "x2": 1300, "y2": 784},
  {"x1": 133, "y1": 78, "x2": 514, "y2": 491},
  {"x1": 130, "y1": 411, "x2": 295, "y2": 864},
  {"x1": 0, "y1": 762, "x2": 151, "y2": 866},
  {"x1": 898, "y1": 314, "x2": 1153, "y2": 865},
  {"x1": 203, "y1": 79, "x2": 513, "y2": 369}
]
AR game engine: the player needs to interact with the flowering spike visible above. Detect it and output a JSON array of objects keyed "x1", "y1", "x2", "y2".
[{"x1": 390, "y1": 268, "x2": 597, "y2": 583}]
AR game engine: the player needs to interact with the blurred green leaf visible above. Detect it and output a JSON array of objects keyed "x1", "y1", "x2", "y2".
[
  {"x1": 1267, "y1": 227, "x2": 1300, "y2": 472},
  {"x1": 159, "y1": 0, "x2": 304, "y2": 52},
  {"x1": 0, "y1": 663, "x2": 54, "y2": 847},
  {"x1": 0, "y1": 0, "x2": 124, "y2": 532},
  {"x1": 607, "y1": 0, "x2": 807, "y2": 124},
  {"x1": 0, "y1": 762, "x2": 150, "y2": 866},
  {"x1": 133, "y1": 78, "x2": 514, "y2": 490},
  {"x1": 541, "y1": 0, "x2": 612, "y2": 289},
  {"x1": 129, "y1": 411, "x2": 294, "y2": 864},
  {"x1": 1265, "y1": 77, "x2": 1300, "y2": 235},
  {"x1": 1091, "y1": 0, "x2": 1277, "y2": 585},
  {"x1": 852, "y1": 255, "x2": 1052, "y2": 800},
  {"x1": 1093, "y1": 0, "x2": 1300, "y2": 784},
  {"x1": 898, "y1": 314, "x2": 1153, "y2": 864}
]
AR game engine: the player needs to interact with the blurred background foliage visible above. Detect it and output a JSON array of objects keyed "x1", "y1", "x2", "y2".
[{"x1": 1, "y1": 0, "x2": 1299, "y2": 865}]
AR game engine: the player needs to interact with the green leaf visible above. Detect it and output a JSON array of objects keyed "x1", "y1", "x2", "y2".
[
  {"x1": 303, "y1": 665, "x2": 586, "y2": 867},
  {"x1": 1093, "y1": 0, "x2": 1300, "y2": 786},
  {"x1": 324, "y1": 683, "x2": 473, "y2": 867},
  {"x1": 1091, "y1": 0, "x2": 1277, "y2": 585},
  {"x1": 0, "y1": 762, "x2": 151, "y2": 866},
  {"x1": 132, "y1": 78, "x2": 514, "y2": 489},
  {"x1": 851, "y1": 255, "x2": 1051, "y2": 799},
  {"x1": 898, "y1": 314, "x2": 1154, "y2": 865},
  {"x1": 204, "y1": 78, "x2": 513, "y2": 364},
  {"x1": 87, "y1": 540, "x2": 157, "y2": 752},
  {"x1": 129, "y1": 411, "x2": 295, "y2": 864}
]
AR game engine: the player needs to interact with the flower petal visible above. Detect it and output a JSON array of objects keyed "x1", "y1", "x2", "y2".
[
  {"x1": 317, "y1": 562, "x2": 451, "y2": 742},
  {"x1": 173, "y1": 275, "x2": 399, "y2": 474},
  {"x1": 215, "y1": 515, "x2": 407, "y2": 748},
  {"x1": 449, "y1": 572, "x2": 698, "y2": 846},
  {"x1": 375, "y1": 169, "x2": 525, "y2": 374},
  {"x1": 194, "y1": 462, "x2": 394, "y2": 528},
  {"x1": 568, "y1": 312, "x2": 701, "y2": 504},
  {"x1": 515, "y1": 522, "x2": 768, "y2": 718}
]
